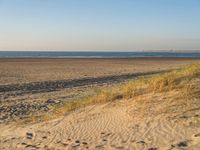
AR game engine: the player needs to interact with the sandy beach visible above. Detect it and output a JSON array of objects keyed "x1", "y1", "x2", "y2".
[
  {"x1": 1, "y1": 57, "x2": 200, "y2": 85},
  {"x1": 1, "y1": 97, "x2": 200, "y2": 150},
  {"x1": 1, "y1": 58, "x2": 200, "y2": 150},
  {"x1": 1, "y1": 0, "x2": 200, "y2": 149}
]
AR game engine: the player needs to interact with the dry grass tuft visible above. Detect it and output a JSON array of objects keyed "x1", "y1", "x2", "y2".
[{"x1": 146, "y1": 64, "x2": 200, "y2": 92}]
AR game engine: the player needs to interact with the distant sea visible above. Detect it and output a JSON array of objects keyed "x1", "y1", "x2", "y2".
[{"x1": 0, "y1": 51, "x2": 200, "y2": 58}]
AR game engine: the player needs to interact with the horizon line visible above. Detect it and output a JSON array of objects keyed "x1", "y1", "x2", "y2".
[{"x1": 0, "y1": 50, "x2": 200, "y2": 53}]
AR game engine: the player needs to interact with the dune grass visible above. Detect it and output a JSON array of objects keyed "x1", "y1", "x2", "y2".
[{"x1": 22, "y1": 64, "x2": 200, "y2": 123}]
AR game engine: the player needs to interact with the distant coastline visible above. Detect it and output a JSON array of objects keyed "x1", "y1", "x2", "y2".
[{"x1": 0, "y1": 51, "x2": 200, "y2": 58}]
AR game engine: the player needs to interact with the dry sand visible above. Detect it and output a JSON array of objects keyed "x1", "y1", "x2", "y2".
[
  {"x1": 1, "y1": 91, "x2": 200, "y2": 150},
  {"x1": 1, "y1": 58, "x2": 200, "y2": 150}
]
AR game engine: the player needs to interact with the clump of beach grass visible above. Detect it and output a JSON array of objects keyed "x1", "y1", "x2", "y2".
[
  {"x1": 52, "y1": 87, "x2": 123, "y2": 116},
  {"x1": 147, "y1": 64, "x2": 200, "y2": 92}
]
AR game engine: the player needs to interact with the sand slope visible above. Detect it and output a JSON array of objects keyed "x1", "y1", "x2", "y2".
[{"x1": 1, "y1": 93, "x2": 200, "y2": 150}]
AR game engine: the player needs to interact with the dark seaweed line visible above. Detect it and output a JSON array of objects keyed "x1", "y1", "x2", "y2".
[{"x1": 0, "y1": 70, "x2": 165, "y2": 95}]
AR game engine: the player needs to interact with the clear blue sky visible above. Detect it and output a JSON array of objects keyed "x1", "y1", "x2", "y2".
[{"x1": 0, "y1": 0, "x2": 200, "y2": 51}]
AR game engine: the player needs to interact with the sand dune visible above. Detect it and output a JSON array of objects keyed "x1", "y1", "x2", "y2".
[{"x1": 1, "y1": 92, "x2": 200, "y2": 150}]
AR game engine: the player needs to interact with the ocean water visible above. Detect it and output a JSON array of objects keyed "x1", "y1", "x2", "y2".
[{"x1": 0, "y1": 51, "x2": 200, "y2": 58}]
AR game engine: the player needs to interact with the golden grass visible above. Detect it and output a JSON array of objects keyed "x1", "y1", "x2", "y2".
[
  {"x1": 147, "y1": 64, "x2": 200, "y2": 92},
  {"x1": 23, "y1": 64, "x2": 200, "y2": 123},
  {"x1": 131, "y1": 64, "x2": 200, "y2": 119}
]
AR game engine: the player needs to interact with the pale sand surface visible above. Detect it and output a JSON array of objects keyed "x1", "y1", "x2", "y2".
[{"x1": 1, "y1": 91, "x2": 200, "y2": 150}]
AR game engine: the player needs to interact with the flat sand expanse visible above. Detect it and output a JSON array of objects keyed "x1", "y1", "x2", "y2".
[{"x1": 1, "y1": 57, "x2": 200, "y2": 85}]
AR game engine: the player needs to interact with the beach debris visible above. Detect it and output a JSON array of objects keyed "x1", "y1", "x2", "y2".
[
  {"x1": 177, "y1": 141, "x2": 187, "y2": 147},
  {"x1": 102, "y1": 139, "x2": 107, "y2": 141},
  {"x1": 75, "y1": 140, "x2": 80, "y2": 143},
  {"x1": 42, "y1": 136, "x2": 47, "y2": 139},
  {"x1": 21, "y1": 142, "x2": 27, "y2": 145},
  {"x1": 46, "y1": 99, "x2": 60, "y2": 104},
  {"x1": 148, "y1": 147, "x2": 157, "y2": 150},
  {"x1": 71, "y1": 142, "x2": 80, "y2": 147},
  {"x1": 26, "y1": 132, "x2": 33, "y2": 139},
  {"x1": 170, "y1": 144, "x2": 175, "y2": 148},
  {"x1": 82, "y1": 142, "x2": 88, "y2": 145}
]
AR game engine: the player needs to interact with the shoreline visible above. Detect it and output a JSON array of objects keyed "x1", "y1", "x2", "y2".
[
  {"x1": 1, "y1": 56, "x2": 200, "y2": 59},
  {"x1": 1, "y1": 51, "x2": 200, "y2": 59}
]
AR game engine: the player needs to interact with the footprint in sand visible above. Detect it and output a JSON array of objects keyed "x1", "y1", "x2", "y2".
[
  {"x1": 82, "y1": 142, "x2": 88, "y2": 145},
  {"x1": 24, "y1": 144, "x2": 40, "y2": 149},
  {"x1": 136, "y1": 140, "x2": 146, "y2": 144},
  {"x1": 148, "y1": 148, "x2": 157, "y2": 150},
  {"x1": 71, "y1": 140, "x2": 81, "y2": 148},
  {"x1": 190, "y1": 133, "x2": 200, "y2": 146},
  {"x1": 194, "y1": 133, "x2": 200, "y2": 137},
  {"x1": 42, "y1": 136, "x2": 47, "y2": 139},
  {"x1": 61, "y1": 142, "x2": 68, "y2": 147},
  {"x1": 176, "y1": 141, "x2": 188, "y2": 148}
]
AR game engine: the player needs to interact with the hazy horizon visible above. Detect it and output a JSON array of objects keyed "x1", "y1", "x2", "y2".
[
  {"x1": 0, "y1": 0, "x2": 200, "y2": 51},
  {"x1": 1, "y1": 49, "x2": 200, "y2": 52}
]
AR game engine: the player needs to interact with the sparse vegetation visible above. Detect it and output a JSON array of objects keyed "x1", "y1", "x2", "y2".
[{"x1": 30, "y1": 64, "x2": 199, "y2": 123}]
